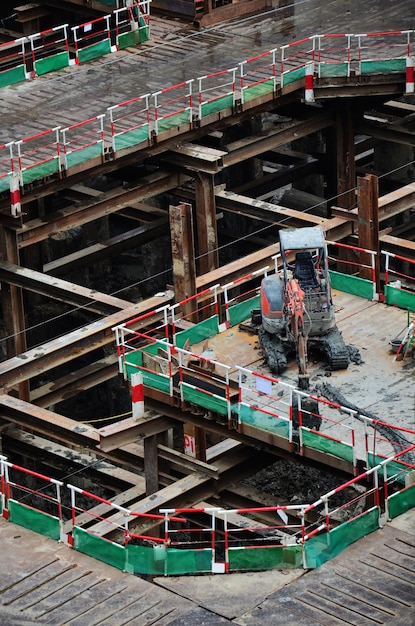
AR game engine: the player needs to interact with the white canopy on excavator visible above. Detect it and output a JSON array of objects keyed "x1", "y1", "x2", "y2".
[{"x1": 279, "y1": 226, "x2": 326, "y2": 253}]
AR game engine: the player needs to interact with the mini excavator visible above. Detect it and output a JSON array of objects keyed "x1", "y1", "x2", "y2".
[{"x1": 257, "y1": 226, "x2": 349, "y2": 390}]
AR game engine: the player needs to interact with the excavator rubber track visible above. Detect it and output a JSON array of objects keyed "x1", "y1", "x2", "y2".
[
  {"x1": 310, "y1": 327, "x2": 349, "y2": 371},
  {"x1": 258, "y1": 326, "x2": 288, "y2": 375}
]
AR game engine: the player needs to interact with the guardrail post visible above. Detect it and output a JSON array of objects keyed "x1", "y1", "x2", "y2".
[
  {"x1": 9, "y1": 172, "x2": 21, "y2": 217},
  {"x1": 305, "y1": 62, "x2": 315, "y2": 103},
  {"x1": 406, "y1": 56, "x2": 415, "y2": 93}
]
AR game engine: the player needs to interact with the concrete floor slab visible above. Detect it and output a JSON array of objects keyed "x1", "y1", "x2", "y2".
[{"x1": 155, "y1": 569, "x2": 305, "y2": 619}]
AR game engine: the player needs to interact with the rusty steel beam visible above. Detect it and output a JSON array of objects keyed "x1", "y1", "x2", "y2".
[
  {"x1": 43, "y1": 218, "x2": 169, "y2": 276},
  {"x1": 0, "y1": 262, "x2": 133, "y2": 315},
  {"x1": 331, "y1": 182, "x2": 415, "y2": 224},
  {"x1": 99, "y1": 415, "x2": 176, "y2": 453},
  {"x1": 0, "y1": 394, "x2": 99, "y2": 449},
  {"x1": 222, "y1": 110, "x2": 336, "y2": 167},
  {"x1": 357, "y1": 119, "x2": 415, "y2": 147},
  {"x1": 162, "y1": 143, "x2": 227, "y2": 174},
  {"x1": 30, "y1": 354, "x2": 119, "y2": 408},
  {"x1": 215, "y1": 189, "x2": 327, "y2": 225},
  {"x1": 16, "y1": 172, "x2": 190, "y2": 248},
  {"x1": 0, "y1": 291, "x2": 174, "y2": 393},
  {"x1": 196, "y1": 214, "x2": 353, "y2": 291}
]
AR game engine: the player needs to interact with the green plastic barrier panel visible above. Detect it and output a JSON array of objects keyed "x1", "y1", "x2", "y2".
[
  {"x1": 157, "y1": 111, "x2": 191, "y2": 134},
  {"x1": 125, "y1": 543, "x2": 166, "y2": 575},
  {"x1": 141, "y1": 369, "x2": 170, "y2": 393},
  {"x1": 242, "y1": 79, "x2": 274, "y2": 103},
  {"x1": 319, "y1": 62, "x2": 349, "y2": 77},
  {"x1": 384, "y1": 285, "x2": 415, "y2": 311},
  {"x1": 139, "y1": 25, "x2": 150, "y2": 43},
  {"x1": 304, "y1": 506, "x2": 380, "y2": 568},
  {"x1": 281, "y1": 66, "x2": 306, "y2": 87},
  {"x1": 73, "y1": 526, "x2": 126, "y2": 570},
  {"x1": 239, "y1": 403, "x2": 290, "y2": 439},
  {"x1": 302, "y1": 428, "x2": 354, "y2": 464},
  {"x1": 182, "y1": 384, "x2": 228, "y2": 415},
  {"x1": 228, "y1": 295, "x2": 259, "y2": 327},
  {"x1": 77, "y1": 39, "x2": 112, "y2": 64},
  {"x1": 99, "y1": 0, "x2": 118, "y2": 6},
  {"x1": 0, "y1": 65, "x2": 26, "y2": 88},
  {"x1": 22, "y1": 157, "x2": 60, "y2": 185},
  {"x1": 229, "y1": 544, "x2": 303, "y2": 571},
  {"x1": 176, "y1": 315, "x2": 220, "y2": 349},
  {"x1": 361, "y1": 58, "x2": 406, "y2": 74},
  {"x1": 35, "y1": 51, "x2": 70, "y2": 76},
  {"x1": 367, "y1": 453, "x2": 408, "y2": 483},
  {"x1": 200, "y1": 94, "x2": 234, "y2": 118},
  {"x1": 388, "y1": 483, "x2": 415, "y2": 519},
  {"x1": 66, "y1": 143, "x2": 103, "y2": 169},
  {"x1": 165, "y1": 548, "x2": 213, "y2": 575},
  {"x1": 329, "y1": 270, "x2": 373, "y2": 299},
  {"x1": 0, "y1": 174, "x2": 10, "y2": 194},
  {"x1": 8, "y1": 499, "x2": 61, "y2": 541},
  {"x1": 114, "y1": 125, "x2": 150, "y2": 151},
  {"x1": 118, "y1": 29, "x2": 141, "y2": 50}
]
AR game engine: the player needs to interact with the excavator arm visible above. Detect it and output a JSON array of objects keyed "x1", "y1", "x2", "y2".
[{"x1": 285, "y1": 279, "x2": 309, "y2": 390}]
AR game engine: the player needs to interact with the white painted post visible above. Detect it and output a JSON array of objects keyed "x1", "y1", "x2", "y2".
[
  {"x1": 131, "y1": 372, "x2": 144, "y2": 419},
  {"x1": 305, "y1": 63, "x2": 315, "y2": 103},
  {"x1": 406, "y1": 56, "x2": 415, "y2": 94}
]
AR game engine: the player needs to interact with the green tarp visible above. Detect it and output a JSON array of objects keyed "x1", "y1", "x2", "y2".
[
  {"x1": 66, "y1": 143, "x2": 103, "y2": 169},
  {"x1": 35, "y1": 51, "x2": 70, "y2": 76},
  {"x1": 176, "y1": 315, "x2": 219, "y2": 348},
  {"x1": 229, "y1": 544, "x2": 302, "y2": 571},
  {"x1": 242, "y1": 79, "x2": 274, "y2": 103},
  {"x1": 77, "y1": 39, "x2": 112, "y2": 64},
  {"x1": 73, "y1": 526, "x2": 126, "y2": 570},
  {"x1": 305, "y1": 507, "x2": 380, "y2": 568},
  {"x1": 114, "y1": 125, "x2": 149, "y2": 151},
  {"x1": 302, "y1": 428, "x2": 354, "y2": 464},
  {"x1": 384, "y1": 285, "x2": 415, "y2": 311},
  {"x1": 22, "y1": 157, "x2": 60, "y2": 185},
  {"x1": 329, "y1": 270, "x2": 374, "y2": 299},
  {"x1": 201, "y1": 94, "x2": 234, "y2": 118},
  {"x1": 9, "y1": 499, "x2": 60, "y2": 541},
  {"x1": 239, "y1": 403, "x2": 290, "y2": 438},
  {"x1": 0, "y1": 64, "x2": 26, "y2": 88},
  {"x1": 388, "y1": 484, "x2": 415, "y2": 519}
]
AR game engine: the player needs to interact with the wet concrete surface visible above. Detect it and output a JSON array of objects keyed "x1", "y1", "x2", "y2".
[{"x1": 0, "y1": 0, "x2": 413, "y2": 144}]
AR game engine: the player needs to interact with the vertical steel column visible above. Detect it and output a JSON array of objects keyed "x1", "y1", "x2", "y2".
[
  {"x1": 357, "y1": 174, "x2": 380, "y2": 293},
  {"x1": 336, "y1": 102, "x2": 356, "y2": 209},
  {"x1": 144, "y1": 434, "x2": 159, "y2": 496},
  {"x1": 168, "y1": 202, "x2": 206, "y2": 461},
  {"x1": 194, "y1": 172, "x2": 219, "y2": 276},
  {"x1": 0, "y1": 226, "x2": 29, "y2": 400},
  {"x1": 169, "y1": 202, "x2": 197, "y2": 319}
]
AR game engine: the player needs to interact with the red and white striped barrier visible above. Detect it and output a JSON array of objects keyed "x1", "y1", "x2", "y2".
[
  {"x1": 305, "y1": 63, "x2": 315, "y2": 103},
  {"x1": 9, "y1": 173, "x2": 21, "y2": 216},
  {"x1": 406, "y1": 56, "x2": 415, "y2": 93},
  {"x1": 131, "y1": 371, "x2": 144, "y2": 418}
]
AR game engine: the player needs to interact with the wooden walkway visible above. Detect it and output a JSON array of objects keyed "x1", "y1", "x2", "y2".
[
  {"x1": 0, "y1": 0, "x2": 413, "y2": 147},
  {"x1": 1, "y1": 509, "x2": 413, "y2": 625}
]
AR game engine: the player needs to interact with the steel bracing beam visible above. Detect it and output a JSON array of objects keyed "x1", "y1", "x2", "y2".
[
  {"x1": 0, "y1": 262, "x2": 133, "y2": 315},
  {"x1": 15, "y1": 171, "x2": 189, "y2": 248},
  {"x1": 0, "y1": 291, "x2": 174, "y2": 393}
]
